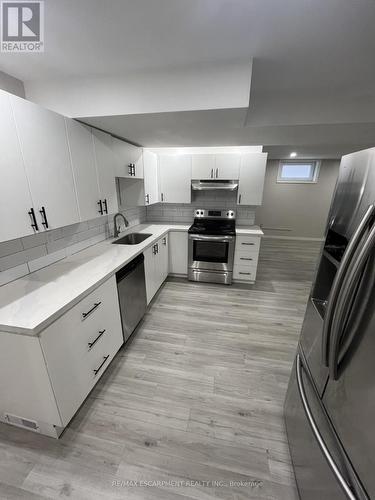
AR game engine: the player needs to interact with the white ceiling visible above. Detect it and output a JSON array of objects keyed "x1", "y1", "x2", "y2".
[{"x1": 1, "y1": 0, "x2": 375, "y2": 157}]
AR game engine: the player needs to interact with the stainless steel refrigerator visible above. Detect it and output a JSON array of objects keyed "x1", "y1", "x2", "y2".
[{"x1": 284, "y1": 147, "x2": 375, "y2": 500}]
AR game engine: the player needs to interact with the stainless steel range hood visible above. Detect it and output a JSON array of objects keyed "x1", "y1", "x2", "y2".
[{"x1": 191, "y1": 180, "x2": 239, "y2": 191}]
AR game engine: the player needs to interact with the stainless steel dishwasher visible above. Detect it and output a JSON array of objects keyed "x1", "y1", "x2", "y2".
[{"x1": 116, "y1": 253, "x2": 147, "y2": 342}]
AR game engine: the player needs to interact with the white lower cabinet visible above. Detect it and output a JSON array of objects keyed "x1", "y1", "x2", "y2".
[
  {"x1": 233, "y1": 235, "x2": 261, "y2": 283},
  {"x1": 0, "y1": 276, "x2": 123, "y2": 437},
  {"x1": 144, "y1": 236, "x2": 169, "y2": 304},
  {"x1": 168, "y1": 231, "x2": 188, "y2": 275}
]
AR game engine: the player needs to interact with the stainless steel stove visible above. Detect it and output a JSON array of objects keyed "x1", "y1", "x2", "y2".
[{"x1": 188, "y1": 209, "x2": 236, "y2": 285}]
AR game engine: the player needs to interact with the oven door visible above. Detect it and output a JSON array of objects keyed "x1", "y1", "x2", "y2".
[{"x1": 188, "y1": 234, "x2": 235, "y2": 272}]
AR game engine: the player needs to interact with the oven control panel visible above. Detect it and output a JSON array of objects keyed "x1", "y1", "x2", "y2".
[{"x1": 194, "y1": 209, "x2": 236, "y2": 219}]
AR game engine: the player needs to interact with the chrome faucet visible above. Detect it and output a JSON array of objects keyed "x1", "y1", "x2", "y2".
[{"x1": 113, "y1": 213, "x2": 129, "y2": 238}]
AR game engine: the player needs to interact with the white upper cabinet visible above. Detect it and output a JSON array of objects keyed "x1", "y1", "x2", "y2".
[
  {"x1": 192, "y1": 154, "x2": 216, "y2": 179},
  {"x1": 215, "y1": 154, "x2": 240, "y2": 179},
  {"x1": 65, "y1": 119, "x2": 102, "y2": 221},
  {"x1": 143, "y1": 150, "x2": 159, "y2": 205},
  {"x1": 92, "y1": 129, "x2": 118, "y2": 215},
  {"x1": 112, "y1": 137, "x2": 143, "y2": 179},
  {"x1": 237, "y1": 153, "x2": 268, "y2": 206},
  {"x1": 158, "y1": 155, "x2": 192, "y2": 204},
  {"x1": 10, "y1": 95, "x2": 80, "y2": 231},
  {"x1": 0, "y1": 91, "x2": 36, "y2": 241}
]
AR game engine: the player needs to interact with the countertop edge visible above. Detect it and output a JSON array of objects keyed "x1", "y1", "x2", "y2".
[{"x1": 0, "y1": 223, "x2": 261, "y2": 336}]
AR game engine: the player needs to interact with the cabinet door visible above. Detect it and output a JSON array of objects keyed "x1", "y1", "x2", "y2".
[
  {"x1": 143, "y1": 150, "x2": 159, "y2": 206},
  {"x1": 144, "y1": 244, "x2": 157, "y2": 304},
  {"x1": 215, "y1": 154, "x2": 240, "y2": 179},
  {"x1": 160, "y1": 235, "x2": 169, "y2": 282},
  {"x1": 11, "y1": 95, "x2": 80, "y2": 230},
  {"x1": 168, "y1": 231, "x2": 188, "y2": 275},
  {"x1": 112, "y1": 138, "x2": 144, "y2": 179},
  {"x1": 237, "y1": 153, "x2": 267, "y2": 206},
  {"x1": 0, "y1": 90, "x2": 35, "y2": 241},
  {"x1": 65, "y1": 119, "x2": 101, "y2": 221},
  {"x1": 159, "y1": 155, "x2": 191, "y2": 204},
  {"x1": 92, "y1": 129, "x2": 118, "y2": 215},
  {"x1": 192, "y1": 155, "x2": 216, "y2": 180}
]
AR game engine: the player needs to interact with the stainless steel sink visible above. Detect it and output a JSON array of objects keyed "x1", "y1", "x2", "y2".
[{"x1": 112, "y1": 233, "x2": 152, "y2": 245}]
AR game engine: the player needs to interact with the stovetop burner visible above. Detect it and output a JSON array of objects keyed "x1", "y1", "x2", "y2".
[{"x1": 188, "y1": 209, "x2": 236, "y2": 236}]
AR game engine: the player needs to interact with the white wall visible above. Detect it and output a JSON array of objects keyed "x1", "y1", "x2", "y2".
[
  {"x1": 25, "y1": 60, "x2": 252, "y2": 118},
  {"x1": 256, "y1": 159, "x2": 340, "y2": 239},
  {"x1": 0, "y1": 71, "x2": 25, "y2": 98}
]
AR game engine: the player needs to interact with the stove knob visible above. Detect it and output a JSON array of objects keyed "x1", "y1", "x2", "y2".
[{"x1": 200, "y1": 211, "x2": 204, "y2": 215}]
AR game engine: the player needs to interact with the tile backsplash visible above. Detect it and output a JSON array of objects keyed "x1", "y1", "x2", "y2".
[
  {"x1": 0, "y1": 190, "x2": 254, "y2": 287},
  {"x1": 146, "y1": 190, "x2": 256, "y2": 226},
  {"x1": 0, "y1": 206, "x2": 146, "y2": 287}
]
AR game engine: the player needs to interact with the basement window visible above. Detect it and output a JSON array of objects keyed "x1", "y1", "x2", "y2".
[{"x1": 277, "y1": 161, "x2": 320, "y2": 183}]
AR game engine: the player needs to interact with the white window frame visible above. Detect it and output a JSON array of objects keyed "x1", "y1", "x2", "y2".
[{"x1": 277, "y1": 160, "x2": 321, "y2": 184}]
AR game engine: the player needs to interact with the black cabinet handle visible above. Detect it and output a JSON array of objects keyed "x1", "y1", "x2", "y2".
[
  {"x1": 162, "y1": 237, "x2": 167, "y2": 246},
  {"x1": 241, "y1": 242, "x2": 255, "y2": 246},
  {"x1": 93, "y1": 355, "x2": 110, "y2": 376},
  {"x1": 156, "y1": 243, "x2": 159, "y2": 254},
  {"x1": 98, "y1": 200, "x2": 103, "y2": 215},
  {"x1": 39, "y1": 206, "x2": 49, "y2": 229},
  {"x1": 145, "y1": 194, "x2": 150, "y2": 204},
  {"x1": 128, "y1": 164, "x2": 133, "y2": 176},
  {"x1": 103, "y1": 199, "x2": 108, "y2": 214},
  {"x1": 28, "y1": 208, "x2": 39, "y2": 231},
  {"x1": 82, "y1": 301, "x2": 101, "y2": 320},
  {"x1": 88, "y1": 329, "x2": 106, "y2": 350},
  {"x1": 161, "y1": 193, "x2": 164, "y2": 202},
  {"x1": 240, "y1": 257, "x2": 253, "y2": 261},
  {"x1": 238, "y1": 194, "x2": 242, "y2": 204},
  {"x1": 239, "y1": 272, "x2": 251, "y2": 275}
]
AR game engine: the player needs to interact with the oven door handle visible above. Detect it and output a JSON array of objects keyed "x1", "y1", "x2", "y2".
[{"x1": 189, "y1": 235, "x2": 234, "y2": 242}]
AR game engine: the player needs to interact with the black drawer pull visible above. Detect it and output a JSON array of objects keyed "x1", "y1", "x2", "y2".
[
  {"x1": 82, "y1": 301, "x2": 101, "y2": 320},
  {"x1": 240, "y1": 257, "x2": 253, "y2": 261},
  {"x1": 103, "y1": 199, "x2": 108, "y2": 214},
  {"x1": 88, "y1": 329, "x2": 106, "y2": 350},
  {"x1": 28, "y1": 208, "x2": 39, "y2": 231},
  {"x1": 39, "y1": 206, "x2": 49, "y2": 229},
  {"x1": 98, "y1": 200, "x2": 103, "y2": 215},
  {"x1": 239, "y1": 272, "x2": 251, "y2": 275},
  {"x1": 93, "y1": 355, "x2": 110, "y2": 376},
  {"x1": 241, "y1": 242, "x2": 255, "y2": 246}
]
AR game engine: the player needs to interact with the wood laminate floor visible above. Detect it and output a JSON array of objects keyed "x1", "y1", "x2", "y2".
[{"x1": 0, "y1": 239, "x2": 321, "y2": 500}]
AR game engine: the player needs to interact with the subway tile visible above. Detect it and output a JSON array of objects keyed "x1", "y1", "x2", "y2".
[
  {"x1": 0, "y1": 245, "x2": 47, "y2": 272},
  {"x1": 28, "y1": 249, "x2": 67, "y2": 273},
  {"x1": 0, "y1": 263, "x2": 29, "y2": 286},
  {"x1": 21, "y1": 232, "x2": 48, "y2": 250},
  {"x1": 60, "y1": 221, "x2": 89, "y2": 238},
  {"x1": 65, "y1": 239, "x2": 93, "y2": 257},
  {"x1": 0, "y1": 238, "x2": 23, "y2": 258}
]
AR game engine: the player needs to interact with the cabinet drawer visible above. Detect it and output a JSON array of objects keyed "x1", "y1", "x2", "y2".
[
  {"x1": 233, "y1": 265, "x2": 257, "y2": 281},
  {"x1": 40, "y1": 275, "x2": 124, "y2": 425},
  {"x1": 234, "y1": 251, "x2": 259, "y2": 267},
  {"x1": 236, "y1": 235, "x2": 260, "y2": 253}
]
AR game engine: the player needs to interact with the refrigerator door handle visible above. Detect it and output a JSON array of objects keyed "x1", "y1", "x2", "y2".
[
  {"x1": 329, "y1": 220, "x2": 375, "y2": 379},
  {"x1": 322, "y1": 204, "x2": 375, "y2": 366},
  {"x1": 296, "y1": 354, "x2": 358, "y2": 500}
]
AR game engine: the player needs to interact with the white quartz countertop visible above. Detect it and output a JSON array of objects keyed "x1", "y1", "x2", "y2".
[
  {"x1": 235, "y1": 226, "x2": 263, "y2": 236},
  {"x1": 0, "y1": 223, "x2": 262, "y2": 336},
  {"x1": 0, "y1": 224, "x2": 188, "y2": 336}
]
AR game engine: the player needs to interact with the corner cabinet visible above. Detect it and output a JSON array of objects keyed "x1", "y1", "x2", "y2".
[
  {"x1": 0, "y1": 276, "x2": 124, "y2": 437},
  {"x1": 158, "y1": 155, "x2": 192, "y2": 204},
  {"x1": 112, "y1": 137, "x2": 143, "y2": 179},
  {"x1": 10, "y1": 94, "x2": 80, "y2": 231},
  {"x1": 118, "y1": 150, "x2": 159, "y2": 207},
  {"x1": 237, "y1": 153, "x2": 267, "y2": 206}
]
